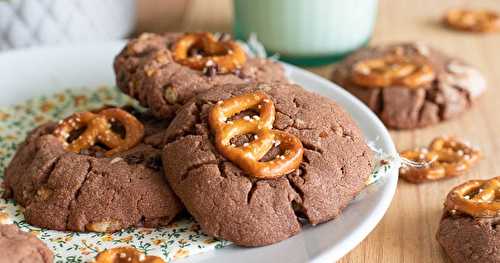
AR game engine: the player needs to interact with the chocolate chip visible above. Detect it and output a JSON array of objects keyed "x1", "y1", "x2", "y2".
[{"x1": 145, "y1": 155, "x2": 162, "y2": 170}]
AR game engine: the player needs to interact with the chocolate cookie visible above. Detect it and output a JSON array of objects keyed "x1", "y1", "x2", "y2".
[
  {"x1": 162, "y1": 83, "x2": 373, "y2": 246},
  {"x1": 0, "y1": 224, "x2": 53, "y2": 263},
  {"x1": 331, "y1": 42, "x2": 486, "y2": 129},
  {"x1": 114, "y1": 32, "x2": 287, "y2": 120},
  {"x1": 437, "y1": 212, "x2": 500, "y2": 263},
  {"x1": 3, "y1": 108, "x2": 183, "y2": 232}
]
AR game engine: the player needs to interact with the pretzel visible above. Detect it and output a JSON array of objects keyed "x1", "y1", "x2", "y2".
[
  {"x1": 172, "y1": 32, "x2": 247, "y2": 74},
  {"x1": 444, "y1": 9, "x2": 500, "y2": 33},
  {"x1": 351, "y1": 55, "x2": 436, "y2": 88},
  {"x1": 445, "y1": 177, "x2": 500, "y2": 218},
  {"x1": 209, "y1": 91, "x2": 304, "y2": 179},
  {"x1": 399, "y1": 136, "x2": 481, "y2": 183},
  {"x1": 94, "y1": 247, "x2": 165, "y2": 263},
  {"x1": 53, "y1": 108, "x2": 144, "y2": 157}
]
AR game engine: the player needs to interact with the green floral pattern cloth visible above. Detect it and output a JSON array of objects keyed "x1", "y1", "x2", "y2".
[{"x1": 0, "y1": 87, "x2": 230, "y2": 263}]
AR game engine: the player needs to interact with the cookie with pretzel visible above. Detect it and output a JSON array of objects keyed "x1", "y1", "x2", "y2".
[
  {"x1": 437, "y1": 177, "x2": 500, "y2": 263},
  {"x1": 114, "y1": 32, "x2": 287, "y2": 120},
  {"x1": 162, "y1": 82, "x2": 373, "y2": 246},
  {"x1": 4, "y1": 106, "x2": 183, "y2": 232},
  {"x1": 331, "y1": 42, "x2": 486, "y2": 129}
]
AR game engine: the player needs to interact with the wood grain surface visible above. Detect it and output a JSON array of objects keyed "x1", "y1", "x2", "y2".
[{"x1": 137, "y1": 0, "x2": 500, "y2": 261}]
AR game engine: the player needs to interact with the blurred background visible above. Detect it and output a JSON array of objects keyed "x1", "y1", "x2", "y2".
[
  {"x1": 1, "y1": 0, "x2": 498, "y2": 68},
  {"x1": 0, "y1": 1, "x2": 499, "y2": 262}
]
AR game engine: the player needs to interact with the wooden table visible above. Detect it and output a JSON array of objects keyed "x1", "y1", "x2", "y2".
[{"x1": 138, "y1": 0, "x2": 500, "y2": 262}]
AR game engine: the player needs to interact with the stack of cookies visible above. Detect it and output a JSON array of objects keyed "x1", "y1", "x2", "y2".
[{"x1": 2, "y1": 31, "x2": 374, "y2": 261}]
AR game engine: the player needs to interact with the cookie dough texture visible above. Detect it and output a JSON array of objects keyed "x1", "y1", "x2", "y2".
[
  {"x1": 0, "y1": 224, "x2": 53, "y2": 263},
  {"x1": 162, "y1": 83, "x2": 373, "y2": 246},
  {"x1": 3, "y1": 110, "x2": 183, "y2": 232},
  {"x1": 114, "y1": 32, "x2": 287, "y2": 120},
  {"x1": 437, "y1": 212, "x2": 500, "y2": 263},
  {"x1": 331, "y1": 42, "x2": 486, "y2": 129}
]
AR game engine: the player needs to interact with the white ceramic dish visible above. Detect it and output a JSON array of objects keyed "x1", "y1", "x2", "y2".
[{"x1": 0, "y1": 42, "x2": 399, "y2": 263}]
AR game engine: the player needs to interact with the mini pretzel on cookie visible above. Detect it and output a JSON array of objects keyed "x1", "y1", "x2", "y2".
[
  {"x1": 53, "y1": 108, "x2": 144, "y2": 157},
  {"x1": 94, "y1": 247, "x2": 165, "y2": 263},
  {"x1": 445, "y1": 177, "x2": 500, "y2": 218},
  {"x1": 399, "y1": 136, "x2": 481, "y2": 183},
  {"x1": 209, "y1": 91, "x2": 304, "y2": 179},
  {"x1": 172, "y1": 32, "x2": 247, "y2": 74},
  {"x1": 444, "y1": 9, "x2": 500, "y2": 33},
  {"x1": 351, "y1": 55, "x2": 436, "y2": 88}
]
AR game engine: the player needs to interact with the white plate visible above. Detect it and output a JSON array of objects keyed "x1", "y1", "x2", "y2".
[{"x1": 0, "y1": 42, "x2": 399, "y2": 263}]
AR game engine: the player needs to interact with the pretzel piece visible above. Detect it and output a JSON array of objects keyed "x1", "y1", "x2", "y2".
[
  {"x1": 53, "y1": 108, "x2": 144, "y2": 157},
  {"x1": 399, "y1": 136, "x2": 481, "y2": 183},
  {"x1": 444, "y1": 9, "x2": 500, "y2": 33},
  {"x1": 94, "y1": 247, "x2": 165, "y2": 263},
  {"x1": 172, "y1": 32, "x2": 247, "y2": 74},
  {"x1": 209, "y1": 91, "x2": 304, "y2": 179},
  {"x1": 445, "y1": 177, "x2": 500, "y2": 218},
  {"x1": 351, "y1": 55, "x2": 435, "y2": 88}
]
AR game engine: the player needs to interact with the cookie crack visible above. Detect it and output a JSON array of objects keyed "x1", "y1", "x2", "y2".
[
  {"x1": 287, "y1": 176, "x2": 305, "y2": 204},
  {"x1": 301, "y1": 143, "x2": 324, "y2": 155},
  {"x1": 72, "y1": 160, "x2": 93, "y2": 203},
  {"x1": 20, "y1": 156, "x2": 60, "y2": 206},
  {"x1": 246, "y1": 181, "x2": 258, "y2": 205},
  {"x1": 135, "y1": 194, "x2": 145, "y2": 225},
  {"x1": 163, "y1": 102, "x2": 203, "y2": 144},
  {"x1": 38, "y1": 157, "x2": 60, "y2": 186},
  {"x1": 180, "y1": 160, "x2": 219, "y2": 181},
  {"x1": 292, "y1": 97, "x2": 301, "y2": 109},
  {"x1": 275, "y1": 105, "x2": 353, "y2": 143},
  {"x1": 65, "y1": 159, "x2": 93, "y2": 229},
  {"x1": 421, "y1": 86, "x2": 445, "y2": 122},
  {"x1": 217, "y1": 161, "x2": 228, "y2": 178},
  {"x1": 284, "y1": 175, "x2": 309, "y2": 224}
]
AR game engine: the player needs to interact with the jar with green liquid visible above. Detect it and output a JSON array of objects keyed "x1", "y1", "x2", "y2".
[{"x1": 233, "y1": 0, "x2": 378, "y2": 66}]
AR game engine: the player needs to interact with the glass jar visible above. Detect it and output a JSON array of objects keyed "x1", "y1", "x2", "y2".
[{"x1": 233, "y1": 0, "x2": 378, "y2": 66}]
